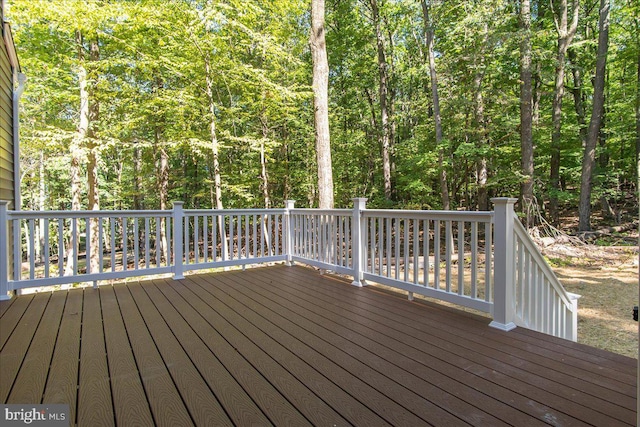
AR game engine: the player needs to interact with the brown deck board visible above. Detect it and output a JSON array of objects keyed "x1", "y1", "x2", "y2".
[
  {"x1": 278, "y1": 268, "x2": 635, "y2": 423},
  {"x1": 127, "y1": 282, "x2": 233, "y2": 426},
  {"x1": 42, "y1": 288, "x2": 83, "y2": 425},
  {"x1": 1, "y1": 265, "x2": 636, "y2": 427},
  {"x1": 141, "y1": 278, "x2": 275, "y2": 426},
  {"x1": 100, "y1": 285, "x2": 154, "y2": 426},
  {"x1": 354, "y1": 274, "x2": 638, "y2": 399},
  {"x1": 234, "y1": 268, "x2": 581, "y2": 424},
  {"x1": 170, "y1": 277, "x2": 349, "y2": 426},
  {"x1": 194, "y1": 274, "x2": 435, "y2": 427},
  {"x1": 7, "y1": 290, "x2": 66, "y2": 403},
  {"x1": 221, "y1": 268, "x2": 546, "y2": 426},
  {"x1": 113, "y1": 283, "x2": 193, "y2": 426},
  {"x1": 280, "y1": 268, "x2": 635, "y2": 420},
  {"x1": 77, "y1": 288, "x2": 114, "y2": 426},
  {"x1": 0, "y1": 297, "x2": 15, "y2": 317},
  {"x1": 188, "y1": 274, "x2": 391, "y2": 426},
  {"x1": 514, "y1": 325, "x2": 637, "y2": 369},
  {"x1": 0, "y1": 292, "x2": 50, "y2": 402},
  {"x1": 0, "y1": 293, "x2": 34, "y2": 348},
  {"x1": 153, "y1": 278, "x2": 313, "y2": 427}
]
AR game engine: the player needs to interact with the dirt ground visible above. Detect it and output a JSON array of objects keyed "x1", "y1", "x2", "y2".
[{"x1": 545, "y1": 245, "x2": 638, "y2": 358}]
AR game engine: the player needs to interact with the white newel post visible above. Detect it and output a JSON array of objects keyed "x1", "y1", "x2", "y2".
[
  {"x1": 567, "y1": 293, "x2": 580, "y2": 342},
  {"x1": 489, "y1": 197, "x2": 517, "y2": 332},
  {"x1": 172, "y1": 202, "x2": 185, "y2": 280},
  {"x1": 0, "y1": 201, "x2": 10, "y2": 300},
  {"x1": 351, "y1": 198, "x2": 367, "y2": 287},
  {"x1": 285, "y1": 200, "x2": 295, "y2": 266}
]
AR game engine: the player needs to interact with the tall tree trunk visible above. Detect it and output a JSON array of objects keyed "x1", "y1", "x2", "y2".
[
  {"x1": 568, "y1": 48, "x2": 587, "y2": 147},
  {"x1": 87, "y1": 35, "x2": 100, "y2": 274},
  {"x1": 422, "y1": 0, "x2": 450, "y2": 210},
  {"x1": 260, "y1": 115, "x2": 271, "y2": 209},
  {"x1": 133, "y1": 144, "x2": 142, "y2": 210},
  {"x1": 532, "y1": 62, "x2": 542, "y2": 125},
  {"x1": 65, "y1": 30, "x2": 87, "y2": 277},
  {"x1": 153, "y1": 76, "x2": 169, "y2": 264},
  {"x1": 578, "y1": 0, "x2": 609, "y2": 231},
  {"x1": 310, "y1": 0, "x2": 334, "y2": 209},
  {"x1": 474, "y1": 74, "x2": 488, "y2": 211},
  {"x1": 549, "y1": 0, "x2": 579, "y2": 224},
  {"x1": 636, "y1": 47, "x2": 640, "y2": 184},
  {"x1": 205, "y1": 56, "x2": 229, "y2": 257},
  {"x1": 473, "y1": 23, "x2": 489, "y2": 211},
  {"x1": 370, "y1": 0, "x2": 392, "y2": 201},
  {"x1": 158, "y1": 145, "x2": 169, "y2": 264},
  {"x1": 36, "y1": 152, "x2": 45, "y2": 262},
  {"x1": 520, "y1": 0, "x2": 535, "y2": 226}
]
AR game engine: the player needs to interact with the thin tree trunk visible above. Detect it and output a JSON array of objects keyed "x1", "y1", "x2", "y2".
[
  {"x1": 154, "y1": 74, "x2": 169, "y2": 264},
  {"x1": 598, "y1": 94, "x2": 614, "y2": 219},
  {"x1": 259, "y1": 115, "x2": 272, "y2": 252},
  {"x1": 133, "y1": 145, "x2": 143, "y2": 210},
  {"x1": 260, "y1": 113, "x2": 271, "y2": 209},
  {"x1": 520, "y1": 0, "x2": 535, "y2": 226},
  {"x1": 578, "y1": 0, "x2": 609, "y2": 231},
  {"x1": 568, "y1": 48, "x2": 587, "y2": 147},
  {"x1": 473, "y1": 76, "x2": 488, "y2": 211},
  {"x1": 205, "y1": 56, "x2": 229, "y2": 257},
  {"x1": 370, "y1": 0, "x2": 392, "y2": 201},
  {"x1": 636, "y1": 47, "x2": 640, "y2": 183},
  {"x1": 549, "y1": 0, "x2": 579, "y2": 224},
  {"x1": 473, "y1": 23, "x2": 489, "y2": 211},
  {"x1": 421, "y1": 0, "x2": 450, "y2": 210},
  {"x1": 87, "y1": 35, "x2": 100, "y2": 275},
  {"x1": 37, "y1": 152, "x2": 45, "y2": 262},
  {"x1": 158, "y1": 145, "x2": 169, "y2": 261},
  {"x1": 532, "y1": 62, "x2": 541, "y2": 125},
  {"x1": 65, "y1": 30, "x2": 87, "y2": 277},
  {"x1": 310, "y1": 0, "x2": 334, "y2": 209}
]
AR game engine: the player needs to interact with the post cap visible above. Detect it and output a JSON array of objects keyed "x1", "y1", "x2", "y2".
[{"x1": 490, "y1": 197, "x2": 518, "y2": 205}]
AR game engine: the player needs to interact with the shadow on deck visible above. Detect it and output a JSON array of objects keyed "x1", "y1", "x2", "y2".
[{"x1": 0, "y1": 265, "x2": 636, "y2": 426}]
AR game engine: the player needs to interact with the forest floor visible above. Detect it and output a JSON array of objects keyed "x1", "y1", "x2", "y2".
[
  {"x1": 530, "y1": 208, "x2": 637, "y2": 358},
  {"x1": 541, "y1": 236, "x2": 638, "y2": 358}
]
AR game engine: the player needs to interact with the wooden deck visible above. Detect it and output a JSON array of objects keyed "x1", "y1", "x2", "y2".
[{"x1": 0, "y1": 265, "x2": 636, "y2": 426}]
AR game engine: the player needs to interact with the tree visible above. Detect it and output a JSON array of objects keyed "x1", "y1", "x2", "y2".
[
  {"x1": 421, "y1": 0, "x2": 450, "y2": 210},
  {"x1": 520, "y1": 0, "x2": 535, "y2": 225},
  {"x1": 549, "y1": 0, "x2": 579, "y2": 224},
  {"x1": 368, "y1": 0, "x2": 393, "y2": 201},
  {"x1": 311, "y1": 0, "x2": 335, "y2": 208},
  {"x1": 578, "y1": 0, "x2": 610, "y2": 231}
]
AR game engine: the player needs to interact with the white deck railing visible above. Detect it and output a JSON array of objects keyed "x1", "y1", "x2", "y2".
[
  {"x1": 513, "y1": 219, "x2": 580, "y2": 339},
  {"x1": 0, "y1": 197, "x2": 579, "y2": 341}
]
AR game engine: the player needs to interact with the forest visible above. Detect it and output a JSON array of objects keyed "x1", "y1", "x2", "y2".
[{"x1": 8, "y1": 0, "x2": 640, "y2": 232}]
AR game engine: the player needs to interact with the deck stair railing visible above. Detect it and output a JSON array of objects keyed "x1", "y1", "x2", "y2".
[{"x1": 0, "y1": 197, "x2": 579, "y2": 341}]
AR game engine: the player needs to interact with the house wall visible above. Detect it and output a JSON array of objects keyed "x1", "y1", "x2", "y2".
[{"x1": 0, "y1": 20, "x2": 14, "y2": 209}]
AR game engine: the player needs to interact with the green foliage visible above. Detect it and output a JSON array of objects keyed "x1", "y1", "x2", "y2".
[{"x1": 7, "y1": 0, "x2": 639, "y2": 220}]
